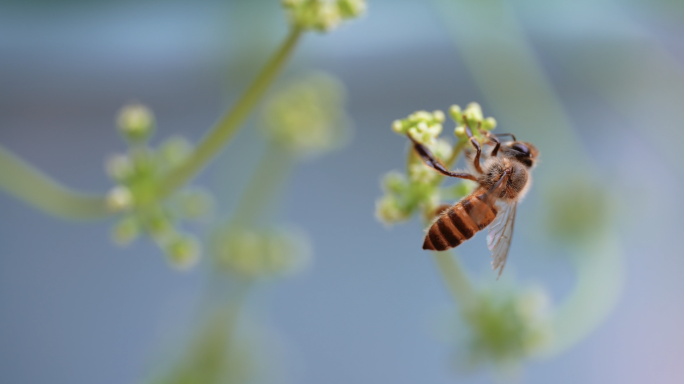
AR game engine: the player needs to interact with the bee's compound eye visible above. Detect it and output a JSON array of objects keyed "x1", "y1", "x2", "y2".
[{"x1": 511, "y1": 143, "x2": 530, "y2": 156}]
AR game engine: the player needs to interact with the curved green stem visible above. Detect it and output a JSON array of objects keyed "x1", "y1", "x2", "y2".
[
  {"x1": 546, "y1": 235, "x2": 624, "y2": 356},
  {"x1": 0, "y1": 144, "x2": 110, "y2": 220},
  {"x1": 159, "y1": 27, "x2": 303, "y2": 197}
]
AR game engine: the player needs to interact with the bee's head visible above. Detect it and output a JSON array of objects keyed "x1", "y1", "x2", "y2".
[{"x1": 504, "y1": 141, "x2": 538, "y2": 168}]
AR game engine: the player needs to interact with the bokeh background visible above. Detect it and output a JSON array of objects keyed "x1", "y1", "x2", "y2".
[{"x1": 1, "y1": 0, "x2": 684, "y2": 383}]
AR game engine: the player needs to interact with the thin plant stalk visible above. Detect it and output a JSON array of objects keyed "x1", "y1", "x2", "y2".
[
  {"x1": 432, "y1": 251, "x2": 476, "y2": 308},
  {"x1": 230, "y1": 144, "x2": 294, "y2": 227},
  {"x1": 159, "y1": 27, "x2": 303, "y2": 197},
  {"x1": 0, "y1": 144, "x2": 109, "y2": 220}
]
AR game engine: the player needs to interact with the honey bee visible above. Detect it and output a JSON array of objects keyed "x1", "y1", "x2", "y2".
[{"x1": 408, "y1": 125, "x2": 538, "y2": 277}]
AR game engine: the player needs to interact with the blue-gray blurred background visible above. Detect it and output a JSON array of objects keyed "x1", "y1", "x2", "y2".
[{"x1": 1, "y1": 0, "x2": 684, "y2": 383}]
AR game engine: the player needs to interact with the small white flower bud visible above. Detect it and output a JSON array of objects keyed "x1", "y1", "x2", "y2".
[
  {"x1": 432, "y1": 110, "x2": 445, "y2": 123},
  {"x1": 117, "y1": 103, "x2": 155, "y2": 142},
  {"x1": 106, "y1": 186, "x2": 134, "y2": 212},
  {"x1": 105, "y1": 154, "x2": 134, "y2": 182},
  {"x1": 392, "y1": 119, "x2": 404, "y2": 133}
]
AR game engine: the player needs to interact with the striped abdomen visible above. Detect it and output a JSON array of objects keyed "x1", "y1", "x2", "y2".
[{"x1": 423, "y1": 193, "x2": 498, "y2": 251}]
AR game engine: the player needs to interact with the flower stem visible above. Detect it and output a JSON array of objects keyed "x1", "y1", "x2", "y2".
[
  {"x1": 0, "y1": 144, "x2": 110, "y2": 220},
  {"x1": 158, "y1": 27, "x2": 303, "y2": 197},
  {"x1": 230, "y1": 144, "x2": 294, "y2": 226},
  {"x1": 547, "y1": 235, "x2": 624, "y2": 356},
  {"x1": 432, "y1": 251, "x2": 476, "y2": 308}
]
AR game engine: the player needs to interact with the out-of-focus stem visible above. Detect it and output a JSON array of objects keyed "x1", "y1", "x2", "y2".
[
  {"x1": 154, "y1": 278, "x2": 253, "y2": 384},
  {"x1": 546, "y1": 235, "x2": 624, "y2": 356},
  {"x1": 230, "y1": 144, "x2": 294, "y2": 226},
  {"x1": 159, "y1": 27, "x2": 303, "y2": 197},
  {"x1": 432, "y1": 251, "x2": 476, "y2": 308},
  {"x1": 0, "y1": 144, "x2": 110, "y2": 220}
]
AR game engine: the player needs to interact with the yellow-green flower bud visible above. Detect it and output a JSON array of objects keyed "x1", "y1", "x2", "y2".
[
  {"x1": 381, "y1": 171, "x2": 407, "y2": 195},
  {"x1": 464, "y1": 102, "x2": 483, "y2": 121},
  {"x1": 265, "y1": 229, "x2": 312, "y2": 276},
  {"x1": 482, "y1": 117, "x2": 497, "y2": 131},
  {"x1": 177, "y1": 188, "x2": 214, "y2": 220},
  {"x1": 433, "y1": 110, "x2": 446, "y2": 123},
  {"x1": 157, "y1": 135, "x2": 192, "y2": 168},
  {"x1": 143, "y1": 209, "x2": 174, "y2": 238},
  {"x1": 165, "y1": 234, "x2": 201, "y2": 270},
  {"x1": 315, "y1": 3, "x2": 342, "y2": 31},
  {"x1": 408, "y1": 163, "x2": 438, "y2": 184},
  {"x1": 454, "y1": 126, "x2": 466, "y2": 139},
  {"x1": 449, "y1": 104, "x2": 463, "y2": 124},
  {"x1": 111, "y1": 216, "x2": 140, "y2": 245},
  {"x1": 106, "y1": 186, "x2": 134, "y2": 212},
  {"x1": 429, "y1": 139, "x2": 453, "y2": 162},
  {"x1": 117, "y1": 103, "x2": 155, "y2": 142},
  {"x1": 337, "y1": 0, "x2": 367, "y2": 19},
  {"x1": 375, "y1": 195, "x2": 408, "y2": 225}
]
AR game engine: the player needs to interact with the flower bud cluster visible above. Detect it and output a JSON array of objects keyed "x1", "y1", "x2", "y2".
[
  {"x1": 450, "y1": 102, "x2": 497, "y2": 141},
  {"x1": 391, "y1": 110, "x2": 445, "y2": 145},
  {"x1": 455, "y1": 286, "x2": 553, "y2": 369},
  {"x1": 212, "y1": 226, "x2": 312, "y2": 279},
  {"x1": 106, "y1": 104, "x2": 213, "y2": 269},
  {"x1": 281, "y1": 0, "x2": 366, "y2": 32},
  {"x1": 378, "y1": 106, "x2": 485, "y2": 225},
  {"x1": 261, "y1": 72, "x2": 350, "y2": 156}
]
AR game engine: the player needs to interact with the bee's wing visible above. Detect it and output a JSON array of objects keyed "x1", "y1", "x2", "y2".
[{"x1": 486, "y1": 201, "x2": 517, "y2": 278}]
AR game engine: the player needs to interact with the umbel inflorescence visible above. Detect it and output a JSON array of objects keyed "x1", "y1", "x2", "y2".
[
  {"x1": 377, "y1": 103, "x2": 497, "y2": 225},
  {"x1": 282, "y1": 0, "x2": 366, "y2": 32},
  {"x1": 106, "y1": 104, "x2": 212, "y2": 269}
]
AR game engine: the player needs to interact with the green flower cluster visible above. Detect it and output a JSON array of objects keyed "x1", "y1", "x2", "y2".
[
  {"x1": 377, "y1": 104, "x2": 496, "y2": 225},
  {"x1": 261, "y1": 73, "x2": 351, "y2": 156},
  {"x1": 449, "y1": 102, "x2": 497, "y2": 141},
  {"x1": 391, "y1": 109, "x2": 446, "y2": 145},
  {"x1": 281, "y1": 0, "x2": 366, "y2": 32},
  {"x1": 107, "y1": 104, "x2": 213, "y2": 269},
  {"x1": 456, "y1": 286, "x2": 553, "y2": 369},
  {"x1": 212, "y1": 226, "x2": 312, "y2": 279},
  {"x1": 543, "y1": 176, "x2": 612, "y2": 246}
]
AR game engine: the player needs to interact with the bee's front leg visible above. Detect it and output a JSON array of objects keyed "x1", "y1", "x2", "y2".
[{"x1": 407, "y1": 134, "x2": 478, "y2": 181}]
